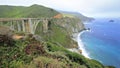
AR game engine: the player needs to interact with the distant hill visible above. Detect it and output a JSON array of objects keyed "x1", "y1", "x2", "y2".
[
  {"x1": 0, "y1": 4, "x2": 59, "y2": 18},
  {"x1": 0, "y1": 4, "x2": 115, "y2": 68},
  {"x1": 58, "y1": 10, "x2": 95, "y2": 22}
]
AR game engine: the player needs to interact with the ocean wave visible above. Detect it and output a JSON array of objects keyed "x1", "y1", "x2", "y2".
[{"x1": 77, "y1": 31, "x2": 91, "y2": 58}]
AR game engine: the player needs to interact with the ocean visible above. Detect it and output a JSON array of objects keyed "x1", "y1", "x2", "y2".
[{"x1": 79, "y1": 18, "x2": 120, "y2": 68}]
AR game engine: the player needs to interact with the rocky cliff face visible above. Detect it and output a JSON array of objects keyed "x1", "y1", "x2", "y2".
[
  {"x1": 58, "y1": 10, "x2": 95, "y2": 22},
  {"x1": 34, "y1": 17, "x2": 85, "y2": 48},
  {"x1": 0, "y1": 4, "x2": 115, "y2": 68},
  {"x1": 0, "y1": 26, "x2": 14, "y2": 37},
  {"x1": 51, "y1": 17, "x2": 85, "y2": 35}
]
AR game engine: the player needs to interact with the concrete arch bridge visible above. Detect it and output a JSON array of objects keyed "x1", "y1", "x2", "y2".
[{"x1": 0, "y1": 18, "x2": 52, "y2": 34}]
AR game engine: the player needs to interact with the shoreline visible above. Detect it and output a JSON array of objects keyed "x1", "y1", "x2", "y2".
[
  {"x1": 77, "y1": 30, "x2": 90, "y2": 58},
  {"x1": 71, "y1": 30, "x2": 90, "y2": 58}
]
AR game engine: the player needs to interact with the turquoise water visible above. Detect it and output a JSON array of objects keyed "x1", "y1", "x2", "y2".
[{"x1": 80, "y1": 18, "x2": 120, "y2": 68}]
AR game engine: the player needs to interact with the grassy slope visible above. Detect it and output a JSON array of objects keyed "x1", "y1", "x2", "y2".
[
  {"x1": 59, "y1": 11, "x2": 94, "y2": 22},
  {"x1": 0, "y1": 5, "x2": 115, "y2": 68},
  {"x1": 0, "y1": 39, "x2": 115, "y2": 68},
  {"x1": 0, "y1": 4, "x2": 59, "y2": 18}
]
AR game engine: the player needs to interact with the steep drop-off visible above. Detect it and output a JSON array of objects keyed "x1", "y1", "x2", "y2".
[{"x1": 0, "y1": 5, "x2": 115, "y2": 68}]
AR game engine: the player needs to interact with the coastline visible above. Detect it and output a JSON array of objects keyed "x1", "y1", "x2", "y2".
[
  {"x1": 70, "y1": 30, "x2": 90, "y2": 58},
  {"x1": 77, "y1": 30, "x2": 90, "y2": 58}
]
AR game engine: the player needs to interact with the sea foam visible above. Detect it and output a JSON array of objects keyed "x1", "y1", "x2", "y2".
[{"x1": 77, "y1": 31, "x2": 90, "y2": 58}]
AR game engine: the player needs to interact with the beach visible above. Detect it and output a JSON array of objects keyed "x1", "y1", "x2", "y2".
[
  {"x1": 77, "y1": 31, "x2": 90, "y2": 58},
  {"x1": 70, "y1": 30, "x2": 90, "y2": 58}
]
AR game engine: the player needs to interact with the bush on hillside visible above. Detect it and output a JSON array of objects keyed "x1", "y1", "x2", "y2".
[{"x1": 0, "y1": 35, "x2": 15, "y2": 46}]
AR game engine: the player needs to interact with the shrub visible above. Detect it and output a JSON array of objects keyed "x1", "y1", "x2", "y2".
[
  {"x1": 0, "y1": 40, "x2": 33, "y2": 68},
  {"x1": 31, "y1": 56, "x2": 64, "y2": 68},
  {"x1": 25, "y1": 41, "x2": 46, "y2": 55},
  {"x1": 0, "y1": 35, "x2": 15, "y2": 46}
]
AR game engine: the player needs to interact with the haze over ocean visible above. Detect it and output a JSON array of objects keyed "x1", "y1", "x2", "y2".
[{"x1": 79, "y1": 18, "x2": 120, "y2": 68}]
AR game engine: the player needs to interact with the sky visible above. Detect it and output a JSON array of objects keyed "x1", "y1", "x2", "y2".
[{"x1": 0, "y1": 0, "x2": 120, "y2": 17}]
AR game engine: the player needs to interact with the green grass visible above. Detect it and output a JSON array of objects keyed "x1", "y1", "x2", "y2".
[
  {"x1": 45, "y1": 41, "x2": 115, "y2": 68},
  {"x1": 62, "y1": 13, "x2": 76, "y2": 18},
  {"x1": 0, "y1": 4, "x2": 59, "y2": 18},
  {"x1": 35, "y1": 18, "x2": 82, "y2": 48},
  {"x1": 0, "y1": 34, "x2": 115, "y2": 68},
  {"x1": 0, "y1": 4, "x2": 115, "y2": 68}
]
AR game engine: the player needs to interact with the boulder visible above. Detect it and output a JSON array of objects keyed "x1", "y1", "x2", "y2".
[
  {"x1": 0, "y1": 26, "x2": 15, "y2": 46},
  {"x1": 0, "y1": 26, "x2": 14, "y2": 37}
]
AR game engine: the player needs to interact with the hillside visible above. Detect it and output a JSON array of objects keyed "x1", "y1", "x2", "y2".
[
  {"x1": 0, "y1": 4, "x2": 59, "y2": 18},
  {"x1": 0, "y1": 5, "x2": 115, "y2": 68},
  {"x1": 59, "y1": 11, "x2": 95, "y2": 22},
  {"x1": 0, "y1": 26, "x2": 115, "y2": 68}
]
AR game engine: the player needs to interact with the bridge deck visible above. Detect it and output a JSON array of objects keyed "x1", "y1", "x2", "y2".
[{"x1": 0, "y1": 18, "x2": 52, "y2": 22}]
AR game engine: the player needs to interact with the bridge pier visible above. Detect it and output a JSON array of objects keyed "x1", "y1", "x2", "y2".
[
  {"x1": 17, "y1": 21, "x2": 21, "y2": 31},
  {"x1": 43, "y1": 19, "x2": 48, "y2": 33},
  {"x1": 11, "y1": 21, "x2": 15, "y2": 30},
  {"x1": 28, "y1": 19, "x2": 34, "y2": 34},
  {"x1": 22, "y1": 20, "x2": 25, "y2": 32},
  {"x1": 0, "y1": 18, "x2": 51, "y2": 34}
]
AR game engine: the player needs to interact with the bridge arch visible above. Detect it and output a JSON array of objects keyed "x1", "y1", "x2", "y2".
[{"x1": 0, "y1": 18, "x2": 50, "y2": 34}]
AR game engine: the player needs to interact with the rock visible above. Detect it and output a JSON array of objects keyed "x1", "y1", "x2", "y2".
[
  {"x1": 79, "y1": 49, "x2": 82, "y2": 54},
  {"x1": 12, "y1": 34, "x2": 24, "y2": 40},
  {"x1": 0, "y1": 35, "x2": 15, "y2": 46},
  {"x1": 68, "y1": 48, "x2": 80, "y2": 54},
  {"x1": 0, "y1": 26, "x2": 15, "y2": 46},
  {"x1": 0, "y1": 26, "x2": 14, "y2": 37},
  {"x1": 109, "y1": 20, "x2": 114, "y2": 22},
  {"x1": 33, "y1": 35, "x2": 43, "y2": 42}
]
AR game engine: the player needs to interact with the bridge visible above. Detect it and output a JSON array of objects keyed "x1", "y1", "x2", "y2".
[{"x1": 0, "y1": 18, "x2": 52, "y2": 34}]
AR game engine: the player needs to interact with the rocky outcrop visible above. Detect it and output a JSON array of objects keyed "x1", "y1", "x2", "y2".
[
  {"x1": 0, "y1": 34, "x2": 15, "y2": 46},
  {"x1": 0, "y1": 26, "x2": 14, "y2": 37},
  {"x1": 0, "y1": 26, "x2": 15, "y2": 46},
  {"x1": 53, "y1": 14, "x2": 63, "y2": 18},
  {"x1": 38, "y1": 17, "x2": 85, "y2": 48},
  {"x1": 51, "y1": 17, "x2": 85, "y2": 35}
]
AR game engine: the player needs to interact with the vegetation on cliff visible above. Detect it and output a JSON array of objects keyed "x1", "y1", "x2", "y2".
[
  {"x1": 59, "y1": 11, "x2": 95, "y2": 22},
  {"x1": 0, "y1": 4, "x2": 115, "y2": 68},
  {"x1": 0, "y1": 4, "x2": 59, "y2": 18},
  {"x1": 0, "y1": 31, "x2": 115, "y2": 68}
]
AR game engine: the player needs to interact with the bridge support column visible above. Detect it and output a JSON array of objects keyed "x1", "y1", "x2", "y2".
[
  {"x1": 0, "y1": 18, "x2": 51, "y2": 34},
  {"x1": 28, "y1": 19, "x2": 34, "y2": 34},
  {"x1": 43, "y1": 19, "x2": 48, "y2": 33},
  {"x1": 22, "y1": 20, "x2": 25, "y2": 32},
  {"x1": 17, "y1": 21, "x2": 21, "y2": 31},
  {"x1": 11, "y1": 21, "x2": 15, "y2": 30}
]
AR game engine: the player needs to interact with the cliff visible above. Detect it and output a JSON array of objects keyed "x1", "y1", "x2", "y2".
[
  {"x1": 59, "y1": 11, "x2": 95, "y2": 22},
  {"x1": 0, "y1": 5, "x2": 115, "y2": 68}
]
